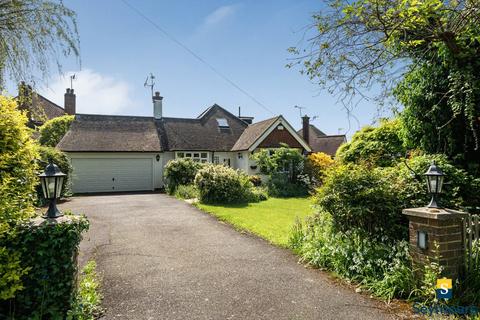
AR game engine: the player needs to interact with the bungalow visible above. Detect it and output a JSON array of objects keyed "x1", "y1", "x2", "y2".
[{"x1": 22, "y1": 87, "x2": 346, "y2": 193}]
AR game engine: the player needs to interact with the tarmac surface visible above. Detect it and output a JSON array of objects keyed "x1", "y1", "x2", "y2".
[{"x1": 60, "y1": 193, "x2": 398, "y2": 320}]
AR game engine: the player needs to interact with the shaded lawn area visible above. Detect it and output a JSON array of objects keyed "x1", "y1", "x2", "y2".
[{"x1": 197, "y1": 197, "x2": 314, "y2": 247}]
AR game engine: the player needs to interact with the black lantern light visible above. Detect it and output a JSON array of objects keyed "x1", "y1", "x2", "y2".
[
  {"x1": 424, "y1": 161, "x2": 445, "y2": 209},
  {"x1": 39, "y1": 161, "x2": 66, "y2": 218}
]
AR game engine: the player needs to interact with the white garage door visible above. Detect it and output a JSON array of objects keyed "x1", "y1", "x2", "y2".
[{"x1": 71, "y1": 158, "x2": 154, "y2": 193}]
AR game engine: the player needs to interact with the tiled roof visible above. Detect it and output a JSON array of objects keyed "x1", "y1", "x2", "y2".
[
  {"x1": 297, "y1": 124, "x2": 327, "y2": 139},
  {"x1": 57, "y1": 104, "x2": 248, "y2": 152},
  {"x1": 231, "y1": 116, "x2": 279, "y2": 151},
  {"x1": 57, "y1": 114, "x2": 162, "y2": 152},
  {"x1": 309, "y1": 135, "x2": 346, "y2": 156}
]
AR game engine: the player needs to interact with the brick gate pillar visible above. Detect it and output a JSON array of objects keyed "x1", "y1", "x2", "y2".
[{"x1": 402, "y1": 207, "x2": 468, "y2": 280}]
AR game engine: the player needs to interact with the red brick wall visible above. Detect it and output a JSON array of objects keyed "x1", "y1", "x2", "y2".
[{"x1": 257, "y1": 127, "x2": 303, "y2": 149}]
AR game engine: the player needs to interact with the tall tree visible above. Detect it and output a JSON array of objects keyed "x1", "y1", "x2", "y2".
[
  {"x1": 0, "y1": 0, "x2": 80, "y2": 86},
  {"x1": 289, "y1": 0, "x2": 480, "y2": 172}
]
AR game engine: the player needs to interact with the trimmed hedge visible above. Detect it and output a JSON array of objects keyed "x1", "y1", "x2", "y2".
[{"x1": 0, "y1": 214, "x2": 89, "y2": 319}]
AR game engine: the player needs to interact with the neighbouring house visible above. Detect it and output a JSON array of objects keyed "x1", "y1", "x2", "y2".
[
  {"x1": 297, "y1": 115, "x2": 347, "y2": 157},
  {"x1": 16, "y1": 82, "x2": 75, "y2": 128},
  {"x1": 21, "y1": 86, "x2": 345, "y2": 193}
]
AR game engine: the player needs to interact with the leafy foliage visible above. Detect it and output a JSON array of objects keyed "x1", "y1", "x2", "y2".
[
  {"x1": 194, "y1": 164, "x2": 254, "y2": 204},
  {"x1": 289, "y1": 212, "x2": 416, "y2": 301},
  {"x1": 290, "y1": 0, "x2": 480, "y2": 171},
  {"x1": 164, "y1": 158, "x2": 203, "y2": 194},
  {"x1": 251, "y1": 146, "x2": 308, "y2": 197},
  {"x1": 0, "y1": 96, "x2": 38, "y2": 300},
  {"x1": 0, "y1": 214, "x2": 89, "y2": 319},
  {"x1": 67, "y1": 261, "x2": 103, "y2": 320},
  {"x1": 38, "y1": 115, "x2": 74, "y2": 147},
  {"x1": 173, "y1": 184, "x2": 198, "y2": 200},
  {"x1": 0, "y1": 0, "x2": 80, "y2": 86},
  {"x1": 38, "y1": 146, "x2": 73, "y2": 201},
  {"x1": 304, "y1": 152, "x2": 335, "y2": 187},
  {"x1": 336, "y1": 119, "x2": 405, "y2": 167}
]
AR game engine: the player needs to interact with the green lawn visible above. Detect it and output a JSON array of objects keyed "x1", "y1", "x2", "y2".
[{"x1": 197, "y1": 197, "x2": 314, "y2": 247}]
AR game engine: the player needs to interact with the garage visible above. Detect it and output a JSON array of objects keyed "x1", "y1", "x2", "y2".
[{"x1": 71, "y1": 157, "x2": 155, "y2": 193}]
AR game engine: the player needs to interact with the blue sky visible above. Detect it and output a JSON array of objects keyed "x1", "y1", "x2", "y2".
[{"x1": 9, "y1": 0, "x2": 382, "y2": 135}]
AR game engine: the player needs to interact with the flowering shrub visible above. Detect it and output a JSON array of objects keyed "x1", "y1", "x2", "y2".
[
  {"x1": 164, "y1": 158, "x2": 203, "y2": 194},
  {"x1": 194, "y1": 164, "x2": 254, "y2": 204},
  {"x1": 304, "y1": 152, "x2": 335, "y2": 187},
  {"x1": 174, "y1": 184, "x2": 198, "y2": 200}
]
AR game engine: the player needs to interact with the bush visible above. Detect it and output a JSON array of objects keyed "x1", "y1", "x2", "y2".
[
  {"x1": 336, "y1": 119, "x2": 406, "y2": 167},
  {"x1": 38, "y1": 146, "x2": 73, "y2": 201},
  {"x1": 248, "y1": 186, "x2": 269, "y2": 202},
  {"x1": 249, "y1": 175, "x2": 262, "y2": 186},
  {"x1": 163, "y1": 158, "x2": 203, "y2": 194},
  {"x1": 315, "y1": 163, "x2": 408, "y2": 240},
  {"x1": 0, "y1": 214, "x2": 89, "y2": 319},
  {"x1": 304, "y1": 152, "x2": 335, "y2": 187},
  {"x1": 174, "y1": 184, "x2": 198, "y2": 200},
  {"x1": 289, "y1": 212, "x2": 416, "y2": 301},
  {"x1": 38, "y1": 115, "x2": 74, "y2": 147},
  {"x1": 267, "y1": 173, "x2": 309, "y2": 197},
  {"x1": 0, "y1": 96, "x2": 38, "y2": 300},
  {"x1": 194, "y1": 164, "x2": 254, "y2": 204}
]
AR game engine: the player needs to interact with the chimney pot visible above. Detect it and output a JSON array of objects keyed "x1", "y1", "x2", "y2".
[
  {"x1": 64, "y1": 88, "x2": 76, "y2": 115},
  {"x1": 153, "y1": 92, "x2": 163, "y2": 119},
  {"x1": 302, "y1": 115, "x2": 310, "y2": 145}
]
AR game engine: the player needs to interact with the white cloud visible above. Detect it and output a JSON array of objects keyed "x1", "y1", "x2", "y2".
[
  {"x1": 40, "y1": 69, "x2": 137, "y2": 115},
  {"x1": 202, "y1": 4, "x2": 238, "y2": 28}
]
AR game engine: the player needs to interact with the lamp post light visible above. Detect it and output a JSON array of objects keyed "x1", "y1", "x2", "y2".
[
  {"x1": 39, "y1": 161, "x2": 66, "y2": 218},
  {"x1": 424, "y1": 161, "x2": 445, "y2": 209}
]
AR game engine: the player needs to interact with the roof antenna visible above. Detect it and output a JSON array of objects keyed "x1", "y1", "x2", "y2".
[
  {"x1": 294, "y1": 105, "x2": 305, "y2": 116},
  {"x1": 70, "y1": 74, "x2": 76, "y2": 90},
  {"x1": 144, "y1": 73, "x2": 155, "y2": 98}
]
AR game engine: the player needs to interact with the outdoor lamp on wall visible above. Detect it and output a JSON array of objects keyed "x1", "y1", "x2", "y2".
[
  {"x1": 417, "y1": 230, "x2": 428, "y2": 250},
  {"x1": 424, "y1": 161, "x2": 445, "y2": 209},
  {"x1": 39, "y1": 161, "x2": 66, "y2": 218}
]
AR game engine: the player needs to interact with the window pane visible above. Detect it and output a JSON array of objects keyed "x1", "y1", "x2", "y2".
[
  {"x1": 201, "y1": 152, "x2": 207, "y2": 158},
  {"x1": 194, "y1": 153, "x2": 199, "y2": 158},
  {"x1": 177, "y1": 152, "x2": 184, "y2": 158},
  {"x1": 216, "y1": 118, "x2": 229, "y2": 127},
  {"x1": 186, "y1": 153, "x2": 192, "y2": 157}
]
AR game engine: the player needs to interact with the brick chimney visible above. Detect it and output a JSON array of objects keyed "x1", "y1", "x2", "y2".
[
  {"x1": 302, "y1": 115, "x2": 310, "y2": 144},
  {"x1": 153, "y1": 91, "x2": 163, "y2": 119},
  {"x1": 64, "y1": 88, "x2": 76, "y2": 115}
]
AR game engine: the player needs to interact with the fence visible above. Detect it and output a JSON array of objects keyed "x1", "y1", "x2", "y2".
[{"x1": 463, "y1": 214, "x2": 480, "y2": 273}]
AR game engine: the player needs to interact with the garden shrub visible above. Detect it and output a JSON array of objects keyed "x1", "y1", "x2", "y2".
[
  {"x1": 336, "y1": 118, "x2": 406, "y2": 167},
  {"x1": 304, "y1": 152, "x2": 335, "y2": 187},
  {"x1": 248, "y1": 186, "x2": 269, "y2": 202},
  {"x1": 164, "y1": 158, "x2": 203, "y2": 194},
  {"x1": 38, "y1": 114, "x2": 74, "y2": 147},
  {"x1": 174, "y1": 184, "x2": 198, "y2": 200},
  {"x1": 252, "y1": 145, "x2": 308, "y2": 197},
  {"x1": 0, "y1": 96, "x2": 38, "y2": 300},
  {"x1": 194, "y1": 164, "x2": 253, "y2": 204},
  {"x1": 38, "y1": 146, "x2": 73, "y2": 201},
  {"x1": 249, "y1": 175, "x2": 262, "y2": 186},
  {"x1": 289, "y1": 212, "x2": 416, "y2": 301},
  {"x1": 315, "y1": 163, "x2": 408, "y2": 240},
  {"x1": 0, "y1": 214, "x2": 89, "y2": 319}
]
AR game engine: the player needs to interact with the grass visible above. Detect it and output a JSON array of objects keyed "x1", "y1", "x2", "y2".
[{"x1": 197, "y1": 197, "x2": 314, "y2": 247}]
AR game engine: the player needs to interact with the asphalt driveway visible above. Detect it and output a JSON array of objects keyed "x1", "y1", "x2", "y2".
[{"x1": 60, "y1": 193, "x2": 399, "y2": 320}]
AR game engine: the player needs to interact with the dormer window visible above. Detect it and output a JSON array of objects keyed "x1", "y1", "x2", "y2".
[{"x1": 216, "y1": 118, "x2": 229, "y2": 128}]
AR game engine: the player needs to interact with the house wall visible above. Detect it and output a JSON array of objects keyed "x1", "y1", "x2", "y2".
[{"x1": 257, "y1": 127, "x2": 304, "y2": 149}]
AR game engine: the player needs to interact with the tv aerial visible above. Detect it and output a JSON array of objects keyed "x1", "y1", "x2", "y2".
[
  {"x1": 70, "y1": 74, "x2": 76, "y2": 90},
  {"x1": 294, "y1": 105, "x2": 306, "y2": 116},
  {"x1": 144, "y1": 73, "x2": 156, "y2": 98}
]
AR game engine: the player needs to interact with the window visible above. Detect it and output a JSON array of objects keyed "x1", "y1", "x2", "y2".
[
  {"x1": 176, "y1": 151, "x2": 209, "y2": 163},
  {"x1": 213, "y1": 156, "x2": 219, "y2": 164},
  {"x1": 237, "y1": 153, "x2": 243, "y2": 159},
  {"x1": 216, "y1": 118, "x2": 229, "y2": 128},
  {"x1": 223, "y1": 159, "x2": 231, "y2": 167}
]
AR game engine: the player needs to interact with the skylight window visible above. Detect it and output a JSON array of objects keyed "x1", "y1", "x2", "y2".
[{"x1": 216, "y1": 118, "x2": 229, "y2": 128}]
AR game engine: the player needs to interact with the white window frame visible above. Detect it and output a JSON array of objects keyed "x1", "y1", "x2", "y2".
[{"x1": 176, "y1": 151, "x2": 209, "y2": 163}]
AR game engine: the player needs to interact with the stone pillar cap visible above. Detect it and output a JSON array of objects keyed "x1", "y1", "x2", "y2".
[{"x1": 402, "y1": 207, "x2": 469, "y2": 220}]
